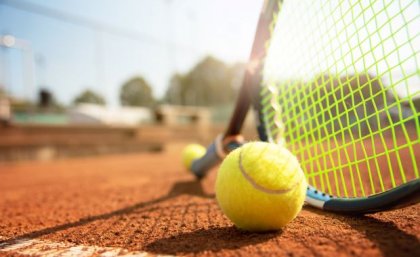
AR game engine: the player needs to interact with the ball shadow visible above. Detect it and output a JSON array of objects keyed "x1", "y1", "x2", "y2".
[
  {"x1": 167, "y1": 179, "x2": 214, "y2": 198},
  {"x1": 145, "y1": 226, "x2": 280, "y2": 255}
]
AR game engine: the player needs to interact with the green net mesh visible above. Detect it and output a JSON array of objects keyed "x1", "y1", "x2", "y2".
[{"x1": 261, "y1": 0, "x2": 420, "y2": 198}]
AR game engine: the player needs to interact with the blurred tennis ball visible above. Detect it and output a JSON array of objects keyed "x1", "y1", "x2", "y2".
[
  {"x1": 216, "y1": 142, "x2": 307, "y2": 231},
  {"x1": 182, "y1": 144, "x2": 206, "y2": 170}
]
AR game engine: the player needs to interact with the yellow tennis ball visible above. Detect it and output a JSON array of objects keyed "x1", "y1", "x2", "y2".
[
  {"x1": 216, "y1": 142, "x2": 307, "y2": 231},
  {"x1": 182, "y1": 144, "x2": 206, "y2": 170}
]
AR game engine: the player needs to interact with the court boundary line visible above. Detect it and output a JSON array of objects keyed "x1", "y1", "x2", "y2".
[{"x1": 0, "y1": 236, "x2": 174, "y2": 257}]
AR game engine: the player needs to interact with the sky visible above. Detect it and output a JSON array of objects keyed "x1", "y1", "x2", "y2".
[
  {"x1": 1, "y1": 0, "x2": 418, "y2": 107},
  {"x1": 0, "y1": 0, "x2": 262, "y2": 106}
]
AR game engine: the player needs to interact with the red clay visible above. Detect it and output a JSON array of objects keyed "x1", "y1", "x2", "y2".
[{"x1": 0, "y1": 147, "x2": 419, "y2": 257}]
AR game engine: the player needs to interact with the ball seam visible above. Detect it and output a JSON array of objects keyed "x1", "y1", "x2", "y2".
[{"x1": 238, "y1": 148, "x2": 303, "y2": 195}]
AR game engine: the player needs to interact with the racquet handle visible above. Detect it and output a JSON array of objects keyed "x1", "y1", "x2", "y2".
[
  {"x1": 191, "y1": 141, "x2": 221, "y2": 179},
  {"x1": 191, "y1": 135, "x2": 244, "y2": 179}
]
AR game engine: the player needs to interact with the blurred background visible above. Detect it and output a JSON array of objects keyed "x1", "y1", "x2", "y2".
[{"x1": 0, "y1": 0, "x2": 260, "y2": 162}]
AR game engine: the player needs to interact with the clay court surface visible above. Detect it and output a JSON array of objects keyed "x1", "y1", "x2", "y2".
[{"x1": 0, "y1": 145, "x2": 419, "y2": 257}]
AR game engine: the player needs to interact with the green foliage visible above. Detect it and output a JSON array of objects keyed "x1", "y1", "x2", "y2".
[
  {"x1": 120, "y1": 77, "x2": 155, "y2": 107},
  {"x1": 73, "y1": 89, "x2": 106, "y2": 106},
  {"x1": 315, "y1": 73, "x2": 390, "y2": 128},
  {"x1": 10, "y1": 99, "x2": 36, "y2": 112},
  {"x1": 165, "y1": 56, "x2": 245, "y2": 106}
]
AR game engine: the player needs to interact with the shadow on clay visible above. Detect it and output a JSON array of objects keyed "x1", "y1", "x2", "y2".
[
  {"x1": 306, "y1": 206, "x2": 420, "y2": 257},
  {"x1": 145, "y1": 226, "x2": 279, "y2": 255},
  {"x1": 0, "y1": 179, "x2": 214, "y2": 245}
]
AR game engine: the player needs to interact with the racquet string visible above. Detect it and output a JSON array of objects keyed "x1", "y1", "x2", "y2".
[{"x1": 260, "y1": 0, "x2": 420, "y2": 198}]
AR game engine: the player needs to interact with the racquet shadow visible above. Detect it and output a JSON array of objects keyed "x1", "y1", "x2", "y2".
[
  {"x1": 0, "y1": 179, "x2": 214, "y2": 245},
  {"x1": 306, "y1": 206, "x2": 420, "y2": 257}
]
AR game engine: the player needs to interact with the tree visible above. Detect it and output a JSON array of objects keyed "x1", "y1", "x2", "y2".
[
  {"x1": 165, "y1": 56, "x2": 244, "y2": 106},
  {"x1": 412, "y1": 97, "x2": 420, "y2": 112},
  {"x1": 37, "y1": 88, "x2": 65, "y2": 112},
  {"x1": 120, "y1": 77, "x2": 155, "y2": 107},
  {"x1": 165, "y1": 74, "x2": 185, "y2": 105},
  {"x1": 284, "y1": 73, "x2": 395, "y2": 137},
  {"x1": 73, "y1": 89, "x2": 106, "y2": 106}
]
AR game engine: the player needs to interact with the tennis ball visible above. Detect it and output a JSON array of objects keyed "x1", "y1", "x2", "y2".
[
  {"x1": 216, "y1": 142, "x2": 307, "y2": 231},
  {"x1": 182, "y1": 144, "x2": 206, "y2": 170}
]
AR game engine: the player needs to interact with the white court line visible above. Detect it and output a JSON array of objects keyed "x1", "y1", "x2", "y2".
[{"x1": 0, "y1": 236, "x2": 174, "y2": 257}]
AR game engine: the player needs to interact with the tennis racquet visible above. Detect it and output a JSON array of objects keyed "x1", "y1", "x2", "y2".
[{"x1": 186, "y1": 0, "x2": 420, "y2": 214}]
